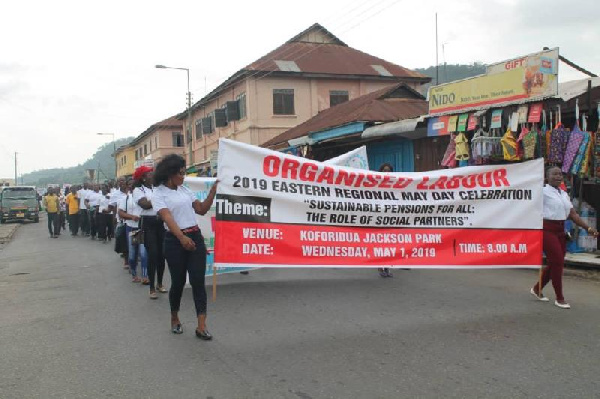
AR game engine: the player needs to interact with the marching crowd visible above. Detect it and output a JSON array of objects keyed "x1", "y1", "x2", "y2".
[{"x1": 41, "y1": 154, "x2": 218, "y2": 340}]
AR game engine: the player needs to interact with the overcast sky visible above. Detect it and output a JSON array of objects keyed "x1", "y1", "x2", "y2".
[{"x1": 1, "y1": 0, "x2": 598, "y2": 178}]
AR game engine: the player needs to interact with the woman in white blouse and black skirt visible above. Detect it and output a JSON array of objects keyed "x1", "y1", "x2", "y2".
[
  {"x1": 152, "y1": 154, "x2": 218, "y2": 340},
  {"x1": 531, "y1": 166, "x2": 598, "y2": 309}
]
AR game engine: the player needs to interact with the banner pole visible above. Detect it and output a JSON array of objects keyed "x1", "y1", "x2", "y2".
[{"x1": 212, "y1": 263, "x2": 217, "y2": 302}]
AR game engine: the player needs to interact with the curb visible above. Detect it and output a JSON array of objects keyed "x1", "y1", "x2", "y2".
[{"x1": 0, "y1": 224, "x2": 20, "y2": 244}]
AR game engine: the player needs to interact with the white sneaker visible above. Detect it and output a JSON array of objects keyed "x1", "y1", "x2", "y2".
[
  {"x1": 554, "y1": 300, "x2": 571, "y2": 309},
  {"x1": 530, "y1": 288, "x2": 549, "y2": 302}
]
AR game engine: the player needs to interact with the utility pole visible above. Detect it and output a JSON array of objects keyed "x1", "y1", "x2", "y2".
[
  {"x1": 14, "y1": 152, "x2": 17, "y2": 187},
  {"x1": 435, "y1": 13, "x2": 439, "y2": 86}
]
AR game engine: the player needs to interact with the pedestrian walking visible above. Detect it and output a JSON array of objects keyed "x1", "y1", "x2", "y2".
[
  {"x1": 86, "y1": 185, "x2": 102, "y2": 240},
  {"x1": 112, "y1": 177, "x2": 129, "y2": 268},
  {"x1": 65, "y1": 186, "x2": 80, "y2": 236},
  {"x1": 78, "y1": 184, "x2": 91, "y2": 236},
  {"x1": 42, "y1": 188, "x2": 60, "y2": 238},
  {"x1": 152, "y1": 154, "x2": 217, "y2": 340},
  {"x1": 58, "y1": 190, "x2": 67, "y2": 233},
  {"x1": 118, "y1": 179, "x2": 148, "y2": 283},
  {"x1": 133, "y1": 165, "x2": 167, "y2": 299},
  {"x1": 96, "y1": 185, "x2": 114, "y2": 243},
  {"x1": 531, "y1": 166, "x2": 599, "y2": 309}
]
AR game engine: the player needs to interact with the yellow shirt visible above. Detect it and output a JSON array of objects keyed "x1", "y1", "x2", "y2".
[
  {"x1": 43, "y1": 195, "x2": 60, "y2": 213},
  {"x1": 66, "y1": 193, "x2": 79, "y2": 215}
]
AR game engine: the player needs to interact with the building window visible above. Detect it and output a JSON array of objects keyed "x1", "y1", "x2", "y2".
[
  {"x1": 134, "y1": 149, "x2": 139, "y2": 160},
  {"x1": 155, "y1": 136, "x2": 158, "y2": 149},
  {"x1": 172, "y1": 132, "x2": 184, "y2": 147},
  {"x1": 143, "y1": 144, "x2": 148, "y2": 156},
  {"x1": 195, "y1": 119, "x2": 202, "y2": 140},
  {"x1": 273, "y1": 89, "x2": 294, "y2": 115},
  {"x1": 149, "y1": 140, "x2": 152, "y2": 152},
  {"x1": 237, "y1": 92, "x2": 247, "y2": 119},
  {"x1": 330, "y1": 90, "x2": 349, "y2": 107}
]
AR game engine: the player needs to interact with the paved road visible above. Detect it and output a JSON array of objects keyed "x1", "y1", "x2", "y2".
[{"x1": 1, "y1": 216, "x2": 600, "y2": 399}]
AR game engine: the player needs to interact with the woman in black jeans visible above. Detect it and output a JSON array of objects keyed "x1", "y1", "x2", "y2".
[
  {"x1": 152, "y1": 154, "x2": 217, "y2": 340},
  {"x1": 132, "y1": 165, "x2": 167, "y2": 300}
]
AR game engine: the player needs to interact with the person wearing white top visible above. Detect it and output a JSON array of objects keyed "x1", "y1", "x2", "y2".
[
  {"x1": 77, "y1": 183, "x2": 91, "y2": 236},
  {"x1": 152, "y1": 154, "x2": 217, "y2": 340},
  {"x1": 531, "y1": 166, "x2": 598, "y2": 309},
  {"x1": 133, "y1": 165, "x2": 166, "y2": 298},
  {"x1": 96, "y1": 185, "x2": 114, "y2": 243},
  {"x1": 85, "y1": 185, "x2": 102, "y2": 239},
  {"x1": 111, "y1": 178, "x2": 130, "y2": 266},
  {"x1": 118, "y1": 179, "x2": 149, "y2": 283}
]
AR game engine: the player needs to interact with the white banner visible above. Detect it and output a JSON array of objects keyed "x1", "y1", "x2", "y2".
[
  {"x1": 184, "y1": 145, "x2": 373, "y2": 275},
  {"x1": 215, "y1": 139, "x2": 543, "y2": 269}
]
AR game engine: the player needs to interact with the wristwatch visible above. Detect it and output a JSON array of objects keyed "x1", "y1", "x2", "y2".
[{"x1": 588, "y1": 227, "x2": 595, "y2": 234}]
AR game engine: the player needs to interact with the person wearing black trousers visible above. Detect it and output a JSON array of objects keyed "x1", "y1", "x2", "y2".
[
  {"x1": 133, "y1": 165, "x2": 166, "y2": 300},
  {"x1": 152, "y1": 154, "x2": 217, "y2": 340},
  {"x1": 96, "y1": 185, "x2": 114, "y2": 243}
]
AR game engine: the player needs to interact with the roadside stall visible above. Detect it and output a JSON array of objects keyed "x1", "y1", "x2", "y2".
[{"x1": 425, "y1": 48, "x2": 598, "y2": 252}]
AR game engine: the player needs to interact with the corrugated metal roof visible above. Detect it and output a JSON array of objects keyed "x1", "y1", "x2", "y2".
[
  {"x1": 130, "y1": 115, "x2": 183, "y2": 146},
  {"x1": 247, "y1": 41, "x2": 427, "y2": 79},
  {"x1": 183, "y1": 24, "x2": 430, "y2": 116},
  {"x1": 262, "y1": 83, "x2": 428, "y2": 148}
]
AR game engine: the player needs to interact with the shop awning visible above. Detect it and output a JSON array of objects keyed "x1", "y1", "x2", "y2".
[
  {"x1": 361, "y1": 116, "x2": 427, "y2": 140},
  {"x1": 557, "y1": 77, "x2": 600, "y2": 102}
]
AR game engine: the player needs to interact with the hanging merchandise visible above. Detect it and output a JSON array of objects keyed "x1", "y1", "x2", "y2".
[
  {"x1": 537, "y1": 110, "x2": 547, "y2": 159},
  {"x1": 447, "y1": 115, "x2": 458, "y2": 133},
  {"x1": 467, "y1": 114, "x2": 477, "y2": 131},
  {"x1": 471, "y1": 128, "x2": 493, "y2": 165},
  {"x1": 522, "y1": 125, "x2": 538, "y2": 160},
  {"x1": 441, "y1": 134, "x2": 457, "y2": 168},
  {"x1": 489, "y1": 128, "x2": 504, "y2": 161},
  {"x1": 579, "y1": 131, "x2": 593, "y2": 177},
  {"x1": 490, "y1": 110, "x2": 502, "y2": 129},
  {"x1": 517, "y1": 105, "x2": 529, "y2": 124},
  {"x1": 596, "y1": 104, "x2": 600, "y2": 180},
  {"x1": 501, "y1": 128, "x2": 520, "y2": 161},
  {"x1": 528, "y1": 103, "x2": 543, "y2": 123},
  {"x1": 548, "y1": 123, "x2": 569, "y2": 164},
  {"x1": 561, "y1": 124, "x2": 584, "y2": 173},
  {"x1": 570, "y1": 128, "x2": 590, "y2": 175},
  {"x1": 457, "y1": 114, "x2": 469, "y2": 132},
  {"x1": 454, "y1": 132, "x2": 470, "y2": 162}
]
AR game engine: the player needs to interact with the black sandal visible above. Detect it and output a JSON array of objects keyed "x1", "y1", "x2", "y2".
[
  {"x1": 195, "y1": 329, "x2": 212, "y2": 340},
  {"x1": 171, "y1": 324, "x2": 183, "y2": 334}
]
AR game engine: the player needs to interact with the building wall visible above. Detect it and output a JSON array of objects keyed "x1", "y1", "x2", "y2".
[
  {"x1": 131, "y1": 126, "x2": 185, "y2": 168},
  {"x1": 0, "y1": 178, "x2": 16, "y2": 187},
  {"x1": 186, "y1": 75, "x2": 427, "y2": 166},
  {"x1": 116, "y1": 147, "x2": 135, "y2": 178}
]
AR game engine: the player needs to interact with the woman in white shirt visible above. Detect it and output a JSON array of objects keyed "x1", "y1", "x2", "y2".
[
  {"x1": 152, "y1": 154, "x2": 217, "y2": 340},
  {"x1": 133, "y1": 165, "x2": 167, "y2": 299},
  {"x1": 531, "y1": 166, "x2": 598, "y2": 309},
  {"x1": 118, "y1": 179, "x2": 149, "y2": 283}
]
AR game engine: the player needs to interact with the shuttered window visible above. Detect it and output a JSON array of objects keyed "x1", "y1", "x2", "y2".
[
  {"x1": 330, "y1": 90, "x2": 349, "y2": 107},
  {"x1": 273, "y1": 89, "x2": 294, "y2": 115}
]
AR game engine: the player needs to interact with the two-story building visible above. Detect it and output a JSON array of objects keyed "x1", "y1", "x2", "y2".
[
  {"x1": 115, "y1": 145, "x2": 135, "y2": 179},
  {"x1": 131, "y1": 115, "x2": 185, "y2": 168},
  {"x1": 181, "y1": 23, "x2": 430, "y2": 174}
]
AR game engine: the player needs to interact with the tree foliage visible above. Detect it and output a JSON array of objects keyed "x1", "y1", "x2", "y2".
[{"x1": 21, "y1": 137, "x2": 134, "y2": 186}]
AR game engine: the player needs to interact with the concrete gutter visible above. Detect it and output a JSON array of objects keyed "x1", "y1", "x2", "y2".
[{"x1": 0, "y1": 223, "x2": 20, "y2": 244}]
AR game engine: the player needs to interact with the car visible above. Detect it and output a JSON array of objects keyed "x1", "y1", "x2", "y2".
[{"x1": 0, "y1": 186, "x2": 40, "y2": 223}]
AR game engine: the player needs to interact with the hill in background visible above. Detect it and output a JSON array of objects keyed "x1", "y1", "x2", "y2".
[{"x1": 21, "y1": 137, "x2": 134, "y2": 187}]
